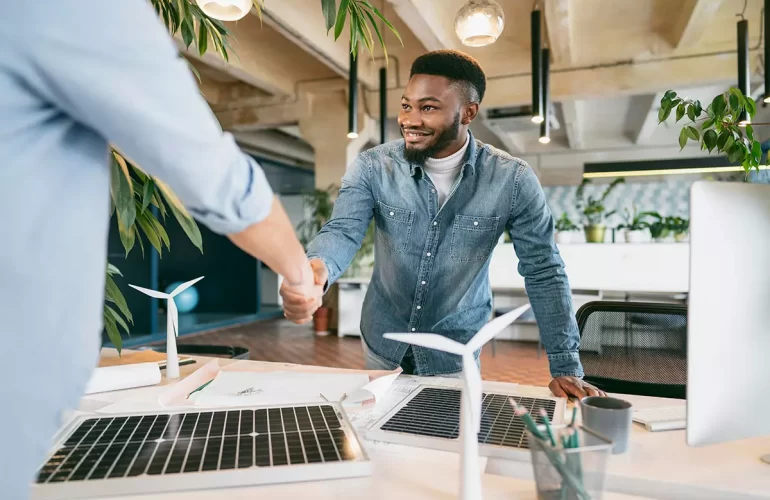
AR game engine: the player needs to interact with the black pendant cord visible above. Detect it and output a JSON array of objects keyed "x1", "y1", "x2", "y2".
[
  {"x1": 738, "y1": 19, "x2": 750, "y2": 124},
  {"x1": 531, "y1": 8, "x2": 543, "y2": 123},
  {"x1": 348, "y1": 43, "x2": 358, "y2": 138},
  {"x1": 540, "y1": 48, "x2": 550, "y2": 143}
]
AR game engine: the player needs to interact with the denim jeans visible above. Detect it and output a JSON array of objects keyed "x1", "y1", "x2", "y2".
[{"x1": 361, "y1": 338, "x2": 462, "y2": 378}]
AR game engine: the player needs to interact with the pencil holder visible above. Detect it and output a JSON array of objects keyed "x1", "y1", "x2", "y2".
[{"x1": 526, "y1": 424, "x2": 613, "y2": 500}]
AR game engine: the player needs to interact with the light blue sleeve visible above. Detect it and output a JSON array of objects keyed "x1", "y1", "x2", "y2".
[
  {"x1": 507, "y1": 163, "x2": 584, "y2": 378},
  {"x1": 5, "y1": 0, "x2": 273, "y2": 235},
  {"x1": 306, "y1": 153, "x2": 376, "y2": 287}
]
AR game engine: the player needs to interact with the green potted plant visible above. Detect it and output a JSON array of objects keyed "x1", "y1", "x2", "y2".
[
  {"x1": 668, "y1": 216, "x2": 689, "y2": 242},
  {"x1": 575, "y1": 177, "x2": 625, "y2": 243},
  {"x1": 617, "y1": 205, "x2": 656, "y2": 243},
  {"x1": 554, "y1": 212, "x2": 580, "y2": 244}
]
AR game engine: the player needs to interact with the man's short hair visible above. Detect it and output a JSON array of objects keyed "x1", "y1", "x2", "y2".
[{"x1": 409, "y1": 49, "x2": 486, "y2": 104}]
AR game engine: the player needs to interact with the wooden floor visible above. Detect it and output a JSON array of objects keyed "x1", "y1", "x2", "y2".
[{"x1": 169, "y1": 318, "x2": 553, "y2": 386}]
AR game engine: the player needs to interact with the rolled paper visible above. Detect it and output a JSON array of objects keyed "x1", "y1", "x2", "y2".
[{"x1": 84, "y1": 362, "x2": 162, "y2": 394}]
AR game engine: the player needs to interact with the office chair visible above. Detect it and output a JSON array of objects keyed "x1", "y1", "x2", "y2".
[{"x1": 576, "y1": 301, "x2": 687, "y2": 399}]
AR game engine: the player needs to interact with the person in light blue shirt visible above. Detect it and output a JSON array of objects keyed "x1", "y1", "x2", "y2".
[
  {"x1": 0, "y1": 1, "x2": 322, "y2": 497},
  {"x1": 281, "y1": 50, "x2": 605, "y2": 400}
]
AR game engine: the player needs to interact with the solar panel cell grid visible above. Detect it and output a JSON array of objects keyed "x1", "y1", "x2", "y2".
[{"x1": 36, "y1": 405, "x2": 357, "y2": 485}]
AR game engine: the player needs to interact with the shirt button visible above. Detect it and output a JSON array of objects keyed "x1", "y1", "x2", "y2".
[
  {"x1": 433, "y1": 221, "x2": 438, "y2": 226},
  {"x1": 421, "y1": 281, "x2": 426, "y2": 285},
  {"x1": 474, "y1": 221, "x2": 479, "y2": 226},
  {"x1": 389, "y1": 211, "x2": 394, "y2": 216},
  {"x1": 411, "y1": 328, "x2": 416, "y2": 332},
  {"x1": 417, "y1": 306, "x2": 422, "y2": 310},
  {"x1": 432, "y1": 189, "x2": 436, "y2": 193},
  {"x1": 426, "y1": 252, "x2": 431, "y2": 257}
]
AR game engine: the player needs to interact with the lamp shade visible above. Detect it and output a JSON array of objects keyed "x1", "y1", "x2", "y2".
[
  {"x1": 455, "y1": 0, "x2": 505, "y2": 47},
  {"x1": 196, "y1": 0, "x2": 251, "y2": 21}
]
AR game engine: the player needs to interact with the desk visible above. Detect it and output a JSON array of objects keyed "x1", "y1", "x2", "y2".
[{"x1": 63, "y1": 352, "x2": 768, "y2": 500}]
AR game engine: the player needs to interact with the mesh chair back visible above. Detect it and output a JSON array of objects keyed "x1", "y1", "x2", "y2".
[{"x1": 576, "y1": 301, "x2": 687, "y2": 399}]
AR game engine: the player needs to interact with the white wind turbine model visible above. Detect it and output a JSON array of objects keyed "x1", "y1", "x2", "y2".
[
  {"x1": 129, "y1": 277, "x2": 204, "y2": 379},
  {"x1": 384, "y1": 303, "x2": 532, "y2": 500}
]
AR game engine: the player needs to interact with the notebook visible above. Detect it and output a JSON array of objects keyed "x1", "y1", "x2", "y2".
[{"x1": 632, "y1": 405, "x2": 686, "y2": 432}]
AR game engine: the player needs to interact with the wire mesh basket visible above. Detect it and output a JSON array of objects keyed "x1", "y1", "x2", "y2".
[{"x1": 526, "y1": 424, "x2": 613, "y2": 500}]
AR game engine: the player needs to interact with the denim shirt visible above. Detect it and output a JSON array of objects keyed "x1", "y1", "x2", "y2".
[{"x1": 307, "y1": 133, "x2": 583, "y2": 378}]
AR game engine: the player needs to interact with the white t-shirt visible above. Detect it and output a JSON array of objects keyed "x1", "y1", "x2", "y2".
[{"x1": 424, "y1": 132, "x2": 470, "y2": 207}]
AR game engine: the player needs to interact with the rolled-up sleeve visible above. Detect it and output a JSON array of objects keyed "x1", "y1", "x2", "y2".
[{"x1": 12, "y1": 0, "x2": 272, "y2": 235}]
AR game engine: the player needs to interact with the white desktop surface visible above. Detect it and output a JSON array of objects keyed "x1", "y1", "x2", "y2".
[{"x1": 68, "y1": 352, "x2": 767, "y2": 500}]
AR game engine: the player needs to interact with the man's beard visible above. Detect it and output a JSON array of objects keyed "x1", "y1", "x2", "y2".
[{"x1": 402, "y1": 113, "x2": 461, "y2": 164}]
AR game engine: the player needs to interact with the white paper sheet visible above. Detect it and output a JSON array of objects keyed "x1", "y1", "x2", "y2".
[
  {"x1": 190, "y1": 371, "x2": 371, "y2": 407},
  {"x1": 84, "y1": 362, "x2": 162, "y2": 394}
]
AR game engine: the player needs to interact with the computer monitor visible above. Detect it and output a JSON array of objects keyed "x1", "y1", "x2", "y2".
[{"x1": 688, "y1": 180, "x2": 770, "y2": 453}]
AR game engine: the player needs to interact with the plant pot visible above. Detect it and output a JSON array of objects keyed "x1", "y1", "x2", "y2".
[
  {"x1": 674, "y1": 232, "x2": 689, "y2": 242},
  {"x1": 313, "y1": 307, "x2": 331, "y2": 336},
  {"x1": 555, "y1": 232, "x2": 573, "y2": 244},
  {"x1": 584, "y1": 225, "x2": 606, "y2": 243},
  {"x1": 625, "y1": 229, "x2": 648, "y2": 244}
]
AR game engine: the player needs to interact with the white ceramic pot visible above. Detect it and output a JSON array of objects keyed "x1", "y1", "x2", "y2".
[
  {"x1": 625, "y1": 230, "x2": 649, "y2": 243},
  {"x1": 555, "y1": 232, "x2": 573, "y2": 244}
]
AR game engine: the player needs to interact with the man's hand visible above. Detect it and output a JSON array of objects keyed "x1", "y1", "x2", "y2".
[
  {"x1": 280, "y1": 259, "x2": 328, "y2": 324},
  {"x1": 549, "y1": 376, "x2": 606, "y2": 400}
]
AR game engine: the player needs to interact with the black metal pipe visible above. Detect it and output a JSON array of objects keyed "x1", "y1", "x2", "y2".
[
  {"x1": 765, "y1": 0, "x2": 769, "y2": 102},
  {"x1": 738, "y1": 19, "x2": 750, "y2": 123},
  {"x1": 540, "y1": 48, "x2": 550, "y2": 142},
  {"x1": 348, "y1": 46, "x2": 358, "y2": 137},
  {"x1": 380, "y1": 67, "x2": 387, "y2": 144},
  {"x1": 531, "y1": 9, "x2": 543, "y2": 122}
]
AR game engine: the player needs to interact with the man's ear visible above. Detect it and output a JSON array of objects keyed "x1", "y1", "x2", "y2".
[{"x1": 462, "y1": 103, "x2": 480, "y2": 125}]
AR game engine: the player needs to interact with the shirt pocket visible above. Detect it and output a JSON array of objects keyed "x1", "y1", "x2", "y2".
[
  {"x1": 450, "y1": 214, "x2": 500, "y2": 263},
  {"x1": 376, "y1": 200, "x2": 415, "y2": 254}
]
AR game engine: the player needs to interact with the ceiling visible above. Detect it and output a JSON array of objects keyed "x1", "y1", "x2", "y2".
[{"x1": 185, "y1": 0, "x2": 767, "y2": 183}]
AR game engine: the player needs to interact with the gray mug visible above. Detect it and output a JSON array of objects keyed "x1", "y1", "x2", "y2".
[{"x1": 580, "y1": 396, "x2": 633, "y2": 454}]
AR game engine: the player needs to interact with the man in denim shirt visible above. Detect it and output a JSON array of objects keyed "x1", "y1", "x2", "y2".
[{"x1": 282, "y1": 50, "x2": 603, "y2": 399}]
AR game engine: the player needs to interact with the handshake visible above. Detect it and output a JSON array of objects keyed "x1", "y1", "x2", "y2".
[{"x1": 279, "y1": 258, "x2": 329, "y2": 324}]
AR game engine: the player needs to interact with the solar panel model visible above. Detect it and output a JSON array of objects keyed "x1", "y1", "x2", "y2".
[
  {"x1": 366, "y1": 385, "x2": 566, "y2": 461},
  {"x1": 32, "y1": 403, "x2": 370, "y2": 500}
]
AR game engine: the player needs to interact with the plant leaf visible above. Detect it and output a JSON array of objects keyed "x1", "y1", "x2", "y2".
[
  {"x1": 711, "y1": 93, "x2": 727, "y2": 117},
  {"x1": 364, "y1": 0, "x2": 403, "y2": 46},
  {"x1": 702, "y1": 118, "x2": 714, "y2": 130},
  {"x1": 103, "y1": 310, "x2": 123, "y2": 353},
  {"x1": 322, "y1": 0, "x2": 337, "y2": 33},
  {"x1": 658, "y1": 105, "x2": 672, "y2": 123},
  {"x1": 678, "y1": 128, "x2": 688, "y2": 150},
  {"x1": 136, "y1": 210, "x2": 164, "y2": 256},
  {"x1": 663, "y1": 90, "x2": 677, "y2": 101},
  {"x1": 717, "y1": 130, "x2": 731, "y2": 150},
  {"x1": 141, "y1": 178, "x2": 155, "y2": 214},
  {"x1": 676, "y1": 102, "x2": 686, "y2": 122},
  {"x1": 694, "y1": 100, "x2": 702, "y2": 117},
  {"x1": 106, "y1": 263, "x2": 122, "y2": 277},
  {"x1": 334, "y1": 0, "x2": 350, "y2": 40},
  {"x1": 729, "y1": 93, "x2": 740, "y2": 113},
  {"x1": 148, "y1": 212, "x2": 171, "y2": 249},
  {"x1": 687, "y1": 104, "x2": 697, "y2": 122},
  {"x1": 745, "y1": 96, "x2": 757, "y2": 117},
  {"x1": 181, "y1": 17, "x2": 194, "y2": 47},
  {"x1": 197, "y1": 20, "x2": 208, "y2": 56},
  {"x1": 154, "y1": 177, "x2": 204, "y2": 253},
  {"x1": 686, "y1": 126, "x2": 699, "y2": 141},
  {"x1": 752, "y1": 139, "x2": 762, "y2": 163},
  {"x1": 728, "y1": 143, "x2": 745, "y2": 163},
  {"x1": 703, "y1": 129, "x2": 718, "y2": 153},
  {"x1": 745, "y1": 123, "x2": 754, "y2": 142},
  {"x1": 105, "y1": 273, "x2": 133, "y2": 323},
  {"x1": 105, "y1": 305, "x2": 130, "y2": 335}
]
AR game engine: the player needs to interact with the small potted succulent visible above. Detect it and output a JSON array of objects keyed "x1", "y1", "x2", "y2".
[
  {"x1": 617, "y1": 205, "x2": 656, "y2": 243},
  {"x1": 576, "y1": 178, "x2": 625, "y2": 243},
  {"x1": 554, "y1": 212, "x2": 580, "y2": 244},
  {"x1": 668, "y1": 216, "x2": 689, "y2": 242}
]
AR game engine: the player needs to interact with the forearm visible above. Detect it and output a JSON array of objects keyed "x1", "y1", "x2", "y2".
[
  {"x1": 523, "y1": 265, "x2": 583, "y2": 378},
  {"x1": 306, "y1": 221, "x2": 366, "y2": 286},
  {"x1": 228, "y1": 197, "x2": 313, "y2": 287}
]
